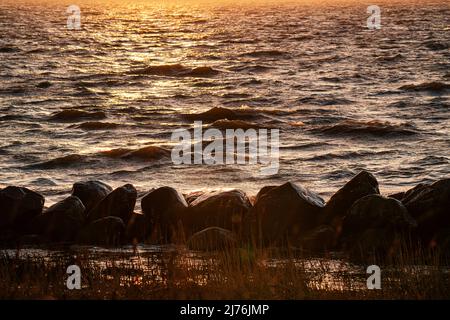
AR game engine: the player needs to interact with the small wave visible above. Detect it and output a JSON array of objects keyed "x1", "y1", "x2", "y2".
[
  {"x1": 50, "y1": 109, "x2": 106, "y2": 121},
  {"x1": 210, "y1": 119, "x2": 266, "y2": 130},
  {"x1": 73, "y1": 121, "x2": 120, "y2": 130},
  {"x1": 240, "y1": 50, "x2": 287, "y2": 58},
  {"x1": 288, "y1": 121, "x2": 305, "y2": 127},
  {"x1": 1, "y1": 86, "x2": 27, "y2": 95},
  {"x1": 387, "y1": 101, "x2": 409, "y2": 108},
  {"x1": 229, "y1": 65, "x2": 273, "y2": 73},
  {"x1": 297, "y1": 96, "x2": 354, "y2": 105},
  {"x1": 30, "y1": 178, "x2": 57, "y2": 186},
  {"x1": 280, "y1": 142, "x2": 331, "y2": 150},
  {"x1": 182, "y1": 106, "x2": 263, "y2": 122},
  {"x1": 376, "y1": 53, "x2": 404, "y2": 62},
  {"x1": 314, "y1": 55, "x2": 344, "y2": 63},
  {"x1": 185, "y1": 66, "x2": 219, "y2": 77},
  {"x1": 192, "y1": 81, "x2": 221, "y2": 88},
  {"x1": 129, "y1": 64, "x2": 219, "y2": 77},
  {"x1": 36, "y1": 81, "x2": 52, "y2": 89},
  {"x1": 0, "y1": 115, "x2": 26, "y2": 121},
  {"x1": 100, "y1": 146, "x2": 170, "y2": 161},
  {"x1": 413, "y1": 155, "x2": 449, "y2": 166},
  {"x1": 423, "y1": 41, "x2": 448, "y2": 51},
  {"x1": 25, "y1": 48, "x2": 47, "y2": 54},
  {"x1": 27, "y1": 154, "x2": 88, "y2": 169},
  {"x1": 0, "y1": 46, "x2": 19, "y2": 53},
  {"x1": 399, "y1": 81, "x2": 450, "y2": 92},
  {"x1": 221, "y1": 93, "x2": 252, "y2": 99},
  {"x1": 310, "y1": 120, "x2": 418, "y2": 137},
  {"x1": 319, "y1": 76, "x2": 341, "y2": 82},
  {"x1": 241, "y1": 79, "x2": 263, "y2": 86},
  {"x1": 292, "y1": 35, "x2": 314, "y2": 41},
  {"x1": 305, "y1": 150, "x2": 392, "y2": 161},
  {"x1": 73, "y1": 85, "x2": 103, "y2": 97}
]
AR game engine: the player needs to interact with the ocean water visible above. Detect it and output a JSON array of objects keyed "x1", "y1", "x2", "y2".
[{"x1": 0, "y1": 0, "x2": 449, "y2": 207}]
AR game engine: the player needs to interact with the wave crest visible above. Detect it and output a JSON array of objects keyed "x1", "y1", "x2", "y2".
[
  {"x1": 399, "y1": 82, "x2": 450, "y2": 92},
  {"x1": 28, "y1": 154, "x2": 88, "y2": 169},
  {"x1": 74, "y1": 121, "x2": 120, "y2": 130},
  {"x1": 182, "y1": 106, "x2": 263, "y2": 122},
  {"x1": 130, "y1": 64, "x2": 219, "y2": 77},
  {"x1": 210, "y1": 119, "x2": 265, "y2": 130},
  {"x1": 310, "y1": 120, "x2": 418, "y2": 137},
  {"x1": 51, "y1": 110, "x2": 106, "y2": 121},
  {"x1": 100, "y1": 146, "x2": 170, "y2": 161},
  {"x1": 240, "y1": 50, "x2": 287, "y2": 58}
]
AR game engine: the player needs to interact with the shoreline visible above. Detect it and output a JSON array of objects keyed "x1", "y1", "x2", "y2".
[{"x1": 1, "y1": 171, "x2": 449, "y2": 262}]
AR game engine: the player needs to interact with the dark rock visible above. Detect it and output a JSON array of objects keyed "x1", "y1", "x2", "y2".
[
  {"x1": 403, "y1": 179, "x2": 450, "y2": 245},
  {"x1": 401, "y1": 183, "x2": 430, "y2": 203},
  {"x1": 301, "y1": 225, "x2": 337, "y2": 252},
  {"x1": 88, "y1": 184, "x2": 137, "y2": 224},
  {"x1": 322, "y1": 171, "x2": 379, "y2": 226},
  {"x1": 25, "y1": 214, "x2": 51, "y2": 235},
  {"x1": 125, "y1": 213, "x2": 149, "y2": 243},
  {"x1": 253, "y1": 182, "x2": 325, "y2": 245},
  {"x1": 141, "y1": 187, "x2": 188, "y2": 243},
  {"x1": 185, "y1": 189, "x2": 252, "y2": 236},
  {"x1": 187, "y1": 227, "x2": 237, "y2": 251},
  {"x1": 387, "y1": 183, "x2": 429, "y2": 207},
  {"x1": 19, "y1": 234, "x2": 46, "y2": 245},
  {"x1": 340, "y1": 194, "x2": 417, "y2": 257},
  {"x1": 0, "y1": 186, "x2": 45, "y2": 232},
  {"x1": 254, "y1": 186, "x2": 277, "y2": 204},
  {"x1": 71, "y1": 180, "x2": 112, "y2": 214},
  {"x1": 388, "y1": 192, "x2": 405, "y2": 201},
  {"x1": 432, "y1": 228, "x2": 450, "y2": 253},
  {"x1": 0, "y1": 229, "x2": 16, "y2": 245},
  {"x1": 44, "y1": 196, "x2": 85, "y2": 242},
  {"x1": 76, "y1": 216, "x2": 125, "y2": 246}
]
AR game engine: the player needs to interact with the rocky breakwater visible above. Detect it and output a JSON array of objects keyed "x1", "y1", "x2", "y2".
[{"x1": 0, "y1": 172, "x2": 449, "y2": 260}]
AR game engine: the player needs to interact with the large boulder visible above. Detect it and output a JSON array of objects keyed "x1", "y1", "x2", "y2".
[
  {"x1": 185, "y1": 189, "x2": 252, "y2": 237},
  {"x1": 432, "y1": 228, "x2": 450, "y2": 254},
  {"x1": 0, "y1": 186, "x2": 45, "y2": 232},
  {"x1": 300, "y1": 225, "x2": 337, "y2": 252},
  {"x1": 125, "y1": 213, "x2": 149, "y2": 243},
  {"x1": 44, "y1": 196, "x2": 85, "y2": 242},
  {"x1": 88, "y1": 184, "x2": 137, "y2": 224},
  {"x1": 71, "y1": 180, "x2": 112, "y2": 214},
  {"x1": 253, "y1": 186, "x2": 277, "y2": 204},
  {"x1": 187, "y1": 227, "x2": 237, "y2": 251},
  {"x1": 25, "y1": 213, "x2": 51, "y2": 236},
  {"x1": 322, "y1": 171, "x2": 379, "y2": 226},
  {"x1": 141, "y1": 187, "x2": 188, "y2": 243},
  {"x1": 253, "y1": 182, "x2": 325, "y2": 245},
  {"x1": 76, "y1": 216, "x2": 125, "y2": 246},
  {"x1": 340, "y1": 194, "x2": 417, "y2": 257},
  {"x1": 402, "y1": 178, "x2": 450, "y2": 245},
  {"x1": 398, "y1": 183, "x2": 430, "y2": 203},
  {"x1": 387, "y1": 192, "x2": 405, "y2": 201}
]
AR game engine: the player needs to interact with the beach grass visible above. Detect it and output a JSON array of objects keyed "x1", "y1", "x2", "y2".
[{"x1": 1, "y1": 242, "x2": 449, "y2": 300}]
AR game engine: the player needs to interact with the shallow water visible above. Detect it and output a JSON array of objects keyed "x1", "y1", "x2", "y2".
[
  {"x1": 0, "y1": 0, "x2": 449, "y2": 206},
  {"x1": 0, "y1": 245, "x2": 371, "y2": 291},
  {"x1": 4, "y1": 245, "x2": 449, "y2": 293}
]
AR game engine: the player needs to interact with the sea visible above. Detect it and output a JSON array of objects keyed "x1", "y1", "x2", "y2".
[{"x1": 1, "y1": 0, "x2": 449, "y2": 207}]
